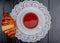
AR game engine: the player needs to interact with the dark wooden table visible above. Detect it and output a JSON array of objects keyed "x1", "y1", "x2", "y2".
[{"x1": 0, "y1": 0, "x2": 60, "y2": 43}]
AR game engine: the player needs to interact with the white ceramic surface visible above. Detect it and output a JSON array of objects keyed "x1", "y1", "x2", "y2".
[{"x1": 10, "y1": 0, "x2": 51, "y2": 42}]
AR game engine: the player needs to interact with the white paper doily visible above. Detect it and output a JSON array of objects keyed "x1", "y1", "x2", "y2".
[{"x1": 10, "y1": 0, "x2": 51, "y2": 42}]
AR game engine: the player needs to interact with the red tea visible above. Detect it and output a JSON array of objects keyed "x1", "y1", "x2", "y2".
[{"x1": 23, "y1": 12, "x2": 39, "y2": 29}]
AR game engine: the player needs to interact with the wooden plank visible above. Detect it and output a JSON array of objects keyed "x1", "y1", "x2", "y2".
[
  {"x1": 0, "y1": 1, "x2": 10, "y2": 43},
  {"x1": 0, "y1": 1, "x2": 9, "y2": 43},
  {"x1": 50, "y1": 0, "x2": 60, "y2": 43},
  {"x1": 49, "y1": 0, "x2": 54, "y2": 43},
  {"x1": 3, "y1": 0, "x2": 14, "y2": 43},
  {"x1": 0, "y1": 1, "x2": 4, "y2": 43},
  {"x1": 3, "y1": 0, "x2": 14, "y2": 13},
  {"x1": 49, "y1": 0, "x2": 60, "y2": 43},
  {"x1": 37, "y1": 0, "x2": 42, "y2": 3}
]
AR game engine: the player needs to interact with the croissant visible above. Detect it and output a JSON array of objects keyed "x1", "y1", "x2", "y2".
[{"x1": 2, "y1": 12, "x2": 16, "y2": 38}]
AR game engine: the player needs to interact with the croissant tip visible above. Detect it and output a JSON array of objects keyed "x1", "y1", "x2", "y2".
[{"x1": 3, "y1": 12, "x2": 10, "y2": 17}]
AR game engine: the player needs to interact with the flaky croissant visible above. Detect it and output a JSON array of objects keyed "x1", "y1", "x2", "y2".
[{"x1": 2, "y1": 12, "x2": 16, "y2": 38}]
